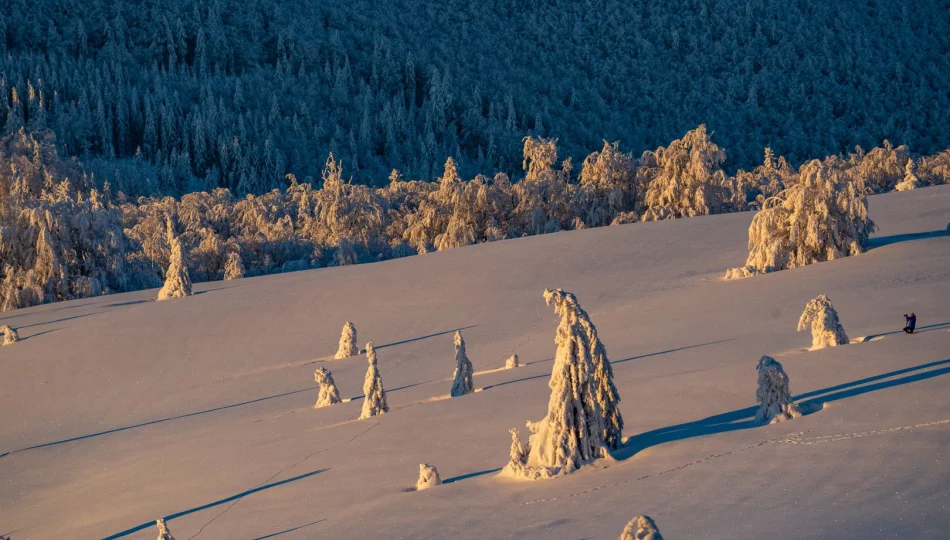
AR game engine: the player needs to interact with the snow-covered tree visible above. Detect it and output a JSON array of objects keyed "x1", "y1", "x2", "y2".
[
  {"x1": 335, "y1": 321, "x2": 359, "y2": 359},
  {"x1": 156, "y1": 518, "x2": 175, "y2": 540},
  {"x1": 223, "y1": 251, "x2": 245, "y2": 280},
  {"x1": 156, "y1": 218, "x2": 193, "y2": 300},
  {"x1": 619, "y1": 515, "x2": 664, "y2": 540},
  {"x1": 755, "y1": 355, "x2": 802, "y2": 424},
  {"x1": 726, "y1": 160, "x2": 876, "y2": 279},
  {"x1": 797, "y1": 294, "x2": 849, "y2": 349},
  {"x1": 314, "y1": 366, "x2": 342, "y2": 408},
  {"x1": 415, "y1": 463, "x2": 442, "y2": 490},
  {"x1": 505, "y1": 353, "x2": 520, "y2": 369},
  {"x1": 639, "y1": 125, "x2": 730, "y2": 221},
  {"x1": 577, "y1": 141, "x2": 636, "y2": 227},
  {"x1": 894, "y1": 158, "x2": 924, "y2": 191},
  {"x1": 502, "y1": 289, "x2": 619, "y2": 480},
  {"x1": 1, "y1": 325, "x2": 20, "y2": 345},
  {"x1": 359, "y1": 342, "x2": 389, "y2": 419},
  {"x1": 544, "y1": 288, "x2": 624, "y2": 450},
  {"x1": 450, "y1": 330, "x2": 474, "y2": 397}
]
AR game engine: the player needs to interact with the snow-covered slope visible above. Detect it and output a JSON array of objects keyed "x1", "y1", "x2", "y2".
[{"x1": 2, "y1": 186, "x2": 949, "y2": 539}]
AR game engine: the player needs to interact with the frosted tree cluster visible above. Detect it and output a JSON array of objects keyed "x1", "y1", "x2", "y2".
[
  {"x1": 313, "y1": 367, "x2": 342, "y2": 408},
  {"x1": 415, "y1": 463, "x2": 442, "y2": 490},
  {"x1": 895, "y1": 159, "x2": 924, "y2": 191},
  {"x1": 503, "y1": 289, "x2": 622, "y2": 480},
  {"x1": 359, "y1": 342, "x2": 389, "y2": 419},
  {"x1": 335, "y1": 321, "x2": 360, "y2": 359},
  {"x1": 450, "y1": 330, "x2": 475, "y2": 397},
  {"x1": 505, "y1": 354, "x2": 520, "y2": 369},
  {"x1": 726, "y1": 160, "x2": 877, "y2": 279},
  {"x1": 156, "y1": 219, "x2": 193, "y2": 300},
  {"x1": 755, "y1": 355, "x2": 802, "y2": 424},
  {"x1": 223, "y1": 252, "x2": 245, "y2": 280},
  {"x1": 619, "y1": 516, "x2": 664, "y2": 540},
  {"x1": 155, "y1": 518, "x2": 175, "y2": 540},
  {"x1": 1, "y1": 325, "x2": 19, "y2": 345},
  {"x1": 798, "y1": 294, "x2": 849, "y2": 350}
]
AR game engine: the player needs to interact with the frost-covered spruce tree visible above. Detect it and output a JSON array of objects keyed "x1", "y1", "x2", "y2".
[
  {"x1": 1, "y1": 325, "x2": 19, "y2": 346},
  {"x1": 415, "y1": 463, "x2": 442, "y2": 490},
  {"x1": 156, "y1": 218, "x2": 192, "y2": 301},
  {"x1": 223, "y1": 251, "x2": 245, "y2": 280},
  {"x1": 619, "y1": 515, "x2": 664, "y2": 540},
  {"x1": 450, "y1": 330, "x2": 475, "y2": 397},
  {"x1": 755, "y1": 355, "x2": 802, "y2": 424},
  {"x1": 335, "y1": 321, "x2": 360, "y2": 359},
  {"x1": 156, "y1": 518, "x2": 175, "y2": 540},
  {"x1": 505, "y1": 354, "x2": 520, "y2": 369},
  {"x1": 544, "y1": 288, "x2": 624, "y2": 450},
  {"x1": 894, "y1": 158, "x2": 924, "y2": 191},
  {"x1": 726, "y1": 160, "x2": 876, "y2": 279},
  {"x1": 314, "y1": 367, "x2": 342, "y2": 408},
  {"x1": 502, "y1": 289, "x2": 618, "y2": 480},
  {"x1": 359, "y1": 342, "x2": 389, "y2": 419},
  {"x1": 798, "y1": 294, "x2": 849, "y2": 349}
]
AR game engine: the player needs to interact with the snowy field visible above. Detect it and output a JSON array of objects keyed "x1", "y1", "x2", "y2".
[{"x1": 2, "y1": 186, "x2": 949, "y2": 539}]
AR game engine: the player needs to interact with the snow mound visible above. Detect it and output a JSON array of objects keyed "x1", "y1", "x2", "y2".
[
  {"x1": 1, "y1": 325, "x2": 19, "y2": 346},
  {"x1": 505, "y1": 354, "x2": 520, "y2": 369},
  {"x1": 619, "y1": 515, "x2": 664, "y2": 540},
  {"x1": 798, "y1": 294, "x2": 849, "y2": 350},
  {"x1": 415, "y1": 463, "x2": 442, "y2": 491},
  {"x1": 755, "y1": 355, "x2": 803, "y2": 424},
  {"x1": 314, "y1": 367, "x2": 342, "y2": 408}
]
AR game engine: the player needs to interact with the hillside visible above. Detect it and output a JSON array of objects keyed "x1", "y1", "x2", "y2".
[
  {"x1": 1, "y1": 185, "x2": 949, "y2": 538},
  {"x1": 3, "y1": 0, "x2": 950, "y2": 192}
]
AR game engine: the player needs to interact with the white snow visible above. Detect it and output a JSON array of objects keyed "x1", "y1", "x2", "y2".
[
  {"x1": 1, "y1": 324, "x2": 19, "y2": 345},
  {"x1": 415, "y1": 463, "x2": 442, "y2": 491},
  {"x1": 1, "y1": 186, "x2": 949, "y2": 539},
  {"x1": 505, "y1": 354, "x2": 520, "y2": 369}
]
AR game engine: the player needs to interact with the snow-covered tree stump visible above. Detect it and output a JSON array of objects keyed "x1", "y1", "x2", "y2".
[
  {"x1": 1, "y1": 325, "x2": 19, "y2": 346},
  {"x1": 335, "y1": 321, "x2": 360, "y2": 359},
  {"x1": 619, "y1": 516, "x2": 664, "y2": 540},
  {"x1": 450, "y1": 330, "x2": 474, "y2": 397},
  {"x1": 157, "y1": 218, "x2": 193, "y2": 301},
  {"x1": 359, "y1": 342, "x2": 389, "y2": 419},
  {"x1": 415, "y1": 463, "x2": 442, "y2": 490},
  {"x1": 223, "y1": 251, "x2": 245, "y2": 280},
  {"x1": 505, "y1": 354, "x2": 520, "y2": 369},
  {"x1": 156, "y1": 518, "x2": 175, "y2": 540},
  {"x1": 755, "y1": 355, "x2": 802, "y2": 424},
  {"x1": 314, "y1": 367, "x2": 342, "y2": 408},
  {"x1": 502, "y1": 289, "x2": 621, "y2": 480},
  {"x1": 798, "y1": 294, "x2": 849, "y2": 350}
]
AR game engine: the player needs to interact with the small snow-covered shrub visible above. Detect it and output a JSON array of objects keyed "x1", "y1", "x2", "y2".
[
  {"x1": 450, "y1": 330, "x2": 474, "y2": 397},
  {"x1": 894, "y1": 159, "x2": 924, "y2": 191},
  {"x1": 726, "y1": 160, "x2": 876, "y2": 279},
  {"x1": 505, "y1": 354, "x2": 520, "y2": 369},
  {"x1": 1, "y1": 325, "x2": 19, "y2": 345},
  {"x1": 755, "y1": 355, "x2": 802, "y2": 424},
  {"x1": 415, "y1": 463, "x2": 442, "y2": 490},
  {"x1": 314, "y1": 367, "x2": 342, "y2": 408},
  {"x1": 223, "y1": 252, "x2": 245, "y2": 280},
  {"x1": 335, "y1": 321, "x2": 359, "y2": 359},
  {"x1": 359, "y1": 342, "x2": 389, "y2": 419},
  {"x1": 156, "y1": 518, "x2": 175, "y2": 540},
  {"x1": 502, "y1": 289, "x2": 621, "y2": 480},
  {"x1": 157, "y1": 219, "x2": 193, "y2": 300},
  {"x1": 619, "y1": 515, "x2": 664, "y2": 540},
  {"x1": 798, "y1": 294, "x2": 849, "y2": 350}
]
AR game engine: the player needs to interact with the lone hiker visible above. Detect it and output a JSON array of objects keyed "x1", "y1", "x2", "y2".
[{"x1": 903, "y1": 313, "x2": 917, "y2": 334}]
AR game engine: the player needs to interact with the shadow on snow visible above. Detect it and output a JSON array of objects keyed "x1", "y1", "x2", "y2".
[
  {"x1": 250, "y1": 519, "x2": 328, "y2": 539},
  {"x1": 867, "y1": 228, "x2": 949, "y2": 250}
]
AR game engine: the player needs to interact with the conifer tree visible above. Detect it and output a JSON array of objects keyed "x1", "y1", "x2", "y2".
[
  {"x1": 755, "y1": 355, "x2": 802, "y2": 424},
  {"x1": 619, "y1": 516, "x2": 664, "y2": 540},
  {"x1": 798, "y1": 294, "x2": 849, "y2": 349},
  {"x1": 335, "y1": 321, "x2": 360, "y2": 359},
  {"x1": 156, "y1": 218, "x2": 192, "y2": 300},
  {"x1": 223, "y1": 251, "x2": 245, "y2": 280},
  {"x1": 1, "y1": 325, "x2": 20, "y2": 345},
  {"x1": 314, "y1": 367, "x2": 342, "y2": 408},
  {"x1": 450, "y1": 330, "x2": 474, "y2": 397},
  {"x1": 359, "y1": 342, "x2": 389, "y2": 419},
  {"x1": 415, "y1": 463, "x2": 442, "y2": 490},
  {"x1": 156, "y1": 518, "x2": 175, "y2": 540}
]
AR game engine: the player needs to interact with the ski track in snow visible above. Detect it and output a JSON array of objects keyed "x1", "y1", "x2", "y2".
[{"x1": 521, "y1": 418, "x2": 950, "y2": 506}]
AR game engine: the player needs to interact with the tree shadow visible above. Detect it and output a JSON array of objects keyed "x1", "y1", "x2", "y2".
[
  {"x1": 102, "y1": 468, "x2": 330, "y2": 539},
  {"x1": 614, "y1": 358, "x2": 950, "y2": 461},
  {"x1": 857, "y1": 321, "x2": 950, "y2": 342},
  {"x1": 867, "y1": 229, "x2": 949, "y2": 249},
  {"x1": 251, "y1": 519, "x2": 327, "y2": 539},
  {"x1": 1, "y1": 387, "x2": 315, "y2": 458},
  {"x1": 99, "y1": 299, "x2": 152, "y2": 308},
  {"x1": 442, "y1": 467, "x2": 503, "y2": 484},
  {"x1": 370, "y1": 325, "x2": 478, "y2": 352},
  {"x1": 23, "y1": 328, "x2": 60, "y2": 341}
]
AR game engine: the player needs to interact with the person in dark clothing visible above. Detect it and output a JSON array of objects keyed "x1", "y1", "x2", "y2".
[{"x1": 904, "y1": 313, "x2": 917, "y2": 334}]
